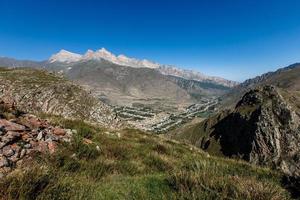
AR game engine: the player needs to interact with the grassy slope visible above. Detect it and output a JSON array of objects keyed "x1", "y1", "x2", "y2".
[{"x1": 0, "y1": 115, "x2": 291, "y2": 200}]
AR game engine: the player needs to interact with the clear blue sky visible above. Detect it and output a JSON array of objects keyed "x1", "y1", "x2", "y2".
[{"x1": 1, "y1": 0, "x2": 300, "y2": 81}]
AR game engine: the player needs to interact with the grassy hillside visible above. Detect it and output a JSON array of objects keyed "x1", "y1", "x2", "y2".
[{"x1": 0, "y1": 114, "x2": 291, "y2": 200}]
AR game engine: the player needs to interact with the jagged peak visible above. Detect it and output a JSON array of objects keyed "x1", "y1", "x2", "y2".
[{"x1": 49, "y1": 49, "x2": 82, "y2": 63}]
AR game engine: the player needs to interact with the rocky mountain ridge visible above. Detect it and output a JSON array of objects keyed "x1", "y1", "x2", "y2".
[
  {"x1": 221, "y1": 63, "x2": 300, "y2": 107},
  {"x1": 0, "y1": 67, "x2": 121, "y2": 128},
  {"x1": 170, "y1": 85, "x2": 300, "y2": 191}
]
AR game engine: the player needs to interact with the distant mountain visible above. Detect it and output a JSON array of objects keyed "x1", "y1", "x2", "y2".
[
  {"x1": 0, "y1": 56, "x2": 44, "y2": 68},
  {"x1": 48, "y1": 48, "x2": 238, "y2": 88},
  {"x1": 49, "y1": 48, "x2": 160, "y2": 69},
  {"x1": 222, "y1": 63, "x2": 300, "y2": 107},
  {"x1": 159, "y1": 65, "x2": 237, "y2": 88},
  {"x1": 49, "y1": 49, "x2": 82, "y2": 63},
  {"x1": 0, "y1": 49, "x2": 238, "y2": 109}
]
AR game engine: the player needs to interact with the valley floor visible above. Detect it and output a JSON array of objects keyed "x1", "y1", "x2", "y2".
[{"x1": 113, "y1": 97, "x2": 218, "y2": 133}]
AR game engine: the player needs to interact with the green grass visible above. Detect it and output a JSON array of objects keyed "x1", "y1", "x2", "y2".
[{"x1": 0, "y1": 117, "x2": 292, "y2": 200}]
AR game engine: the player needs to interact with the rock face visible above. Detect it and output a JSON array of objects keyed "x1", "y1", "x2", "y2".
[
  {"x1": 224, "y1": 86, "x2": 300, "y2": 178},
  {"x1": 0, "y1": 99, "x2": 73, "y2": 177},
  {"x1": 171, "y1": 85, "x2": 300, "y2": 182},
  {"x1": 0, "y1": 68, "x2": 121, "y2": 129}
]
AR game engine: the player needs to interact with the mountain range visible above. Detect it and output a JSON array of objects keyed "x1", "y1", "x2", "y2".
[{"x1": 0, "y1": 49, "x2": 238, "y2": 110}]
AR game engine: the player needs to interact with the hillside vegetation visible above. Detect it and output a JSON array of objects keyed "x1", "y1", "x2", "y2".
[{"x1": 0, "y1": 113, "x2": 292, "y2": 199}]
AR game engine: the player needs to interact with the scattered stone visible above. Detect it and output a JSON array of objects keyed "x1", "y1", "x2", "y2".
[
  {"x1": 45, "y1": 133, "x2": 58, "y2": 142},
  {"x1": 2, "y1": 146, "x2": 14, "y2": 157},
  {"x1": 37, "y1": 141, "x2": 49, "y2": 153},
  {"x1": 0, "y1": 99, "x2": 72, "y2": 176},
  {"x1": 116, "y1": 132, "x2": 121, "y2": 138},
  {"x1": 96, "y1": 145, "x2": 100, "y2": 151},
  {"x1": 19, "y1": 149, "x2": 26, "y2": 159},
  {"x1": 0, "y1": 156, "x2": 9, "y2": 168},
  {"x1": 0, "y1": 142, "x2": 6, "y2": 149},
  {"x1": 65, "y1": 129, "x2": 73, "y2": 136},
  {"x1": 52, "y1": 127, "x2": 66, "y2": 136},
  {"x1": 36, "y1": 132, "x2": 44, "y2": 141},
  {"x1": 48, "y1": 141, "x2": 57, "y2": 154},
  {"x1": 23, "y1": 143, "x2": 31, "y2": 149},
  {"x1": 0, "y1": 119, "x2": 26, "y2": 131}
]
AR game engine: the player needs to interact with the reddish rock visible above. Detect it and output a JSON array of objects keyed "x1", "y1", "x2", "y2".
[
  {"x1": 0, "y1": 119, "x2": 26, "y2": 131},
  {"x1": 2, "y1": 146, "x2": 14, "y2": 157},
  {"x1": 47, "y1": 141, "x2": 57, "y2": 154},
  {"x1": 21, "y1": 133, "x2": 30, "y2": 141},
  {"x1": 37, "y1": 141, "x2": 48, "y2": 153},
  {"x1": 21, "y1": 115, "x2": 48, "y2": 129},
  {"x1": 52, "y1": 127, "x2": 66, "y2": 136}
]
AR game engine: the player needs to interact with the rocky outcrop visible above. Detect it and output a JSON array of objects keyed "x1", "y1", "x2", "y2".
[
  {"x1": 172, "y1": 85, "x2": 300, "y2": 187},
  {"x1": 0, "y1": 99, "x2": 73, "y2": 177},
  {"x1": 0, "y1": 68, "x2": 121, "y2": 129},
  {"x1": 230, "y1": 86, "x2": 300, "y2": 178},
  {"x1": 221, "y1": 86, "x2": 300, "y2": 180}
]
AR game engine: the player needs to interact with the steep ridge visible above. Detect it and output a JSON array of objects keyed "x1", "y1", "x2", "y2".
[
  {"x1": 170, "y1": 85, "x2": 300, "y2": 194},
  {"x1": 0, "y1": 67, "x2": 120, "y2": 128},
  {"x1": 222, "y1": 63, "x2": 300, "y2": 107}
]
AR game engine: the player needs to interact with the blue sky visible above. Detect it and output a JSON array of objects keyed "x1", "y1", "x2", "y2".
[{"x1": 1, "y1": 0, "x2": 300, "y2": 81}]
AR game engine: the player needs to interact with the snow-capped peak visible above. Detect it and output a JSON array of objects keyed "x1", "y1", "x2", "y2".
[
  {"x1": 50, "y1": 48, "x2": 160, "y2": 69},
  {"x1": 49, "y1": 49, "x2": 82, "y2": 63}
]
